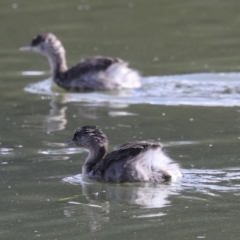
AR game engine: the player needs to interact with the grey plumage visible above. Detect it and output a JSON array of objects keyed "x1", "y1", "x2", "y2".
[
  {"x1": 67, "y1": 126, "x2": 182, "y2": 183},
  {"x1": 20, "y1": 33, "x2": 142, "y2": 91}
]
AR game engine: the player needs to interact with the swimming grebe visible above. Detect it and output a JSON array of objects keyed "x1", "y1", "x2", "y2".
[
  {"x1": 20, "y1": 33, "x2": 141, "y2": 91},
  {"x1": 66, "y1": 126, "x2": 182, "y2": 183}
]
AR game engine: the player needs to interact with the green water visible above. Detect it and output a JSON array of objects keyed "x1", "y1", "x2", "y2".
[{"x1": 1, "y1": 0, "x2": 240, "y2": 239}]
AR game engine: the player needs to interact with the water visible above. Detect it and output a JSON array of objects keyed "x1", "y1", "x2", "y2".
[
  {"x1": 24, "y1": 72, "x2": 240, "y2": 106},
  {"x1": 1, "y1": 0, "x2": 240, "y2": 239}
]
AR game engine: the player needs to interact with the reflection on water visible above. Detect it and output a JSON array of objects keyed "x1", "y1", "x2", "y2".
[
  {"x1": 2, "y1": 0, "x2": 240, "y2": 238},
  {"x1": 58, "y1": 166, "x2": 240, "y2": 233},
  {"x1": 63, "y1": 174, "x2": 179, "y2": 209},
  {"x1": 62, "y1": 204, "x2": 110, "y2": 233},
  {"x1": 22, "y1": 71, "x2": 45, "y2": 76},
  {"x1": 40, "y1": 84, "x2": 137, "y2": 133},
  {"x1": 43, "y1": 96, "x2": 68, "y2": 133},
  {"x1": 0, "y1": 147, "x2": 14, "y2": 155},
  {"x1": 61, "y1": 167, "x2": 240, "y2": 214},
  {"x1": 24, "y1": 73, "x2": 240, "y2": 107},
  {"x1": 181, "y1": 168, "x2": 240, "y2": 194},
  {"x1": 38, "y1": 147, "x2": 85, "y2": 155},
  {"x1": 61, "y1": 174, "x2": 178, "y2": 231}
]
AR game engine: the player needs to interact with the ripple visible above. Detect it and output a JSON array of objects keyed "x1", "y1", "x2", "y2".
[
  {"x1": 61, "y1": 167, "x2": 240, "y2": 208},
  {"x1": 24, "y1": 72, "x2": 240, "y2": 107},
  {"x1": 132, "y1": 213, "x2": 166, "y2": 218},
  {"x1": 108, "y1": 111, "x2": 137, "y2": 117},
  {"x1": 22, "y1": 71, "x2": 45, "y2": 76},
  {"x1": 62, "y1": 174, "x2": 179, "y2": 208},
  {"x1": 0, "y1": 148, "x2": 14, "y2": 155},
  {"x1": 165, "y1": 140, "x2": 197, "y2": 147},
  {"x1": 31, "y1": 156, "x2": 70, "y2": 162},
  {"x1": 180, "y1": 168, "x2": 240, "y2": 192},
  {"x1": 38, "y1": 147, "x2": 85, "y2": 155},
  {"x1": 62, "y1": 174, "x2": 91, "y2": 185},
  {"x1": 42, "y1": 141, "x2": 67, "y2": 147}
]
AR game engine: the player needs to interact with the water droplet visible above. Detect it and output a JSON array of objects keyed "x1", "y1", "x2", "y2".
[
  {"x1": 12, "y1": 3, "x2": 18, "y2": 9},
  {"x1": 84, "y1": 5, "x2": 90, "y2": 10},
  {"x1": 78, "y1": 5, "x2": 83, "y2": 10},
  {"x1": 128, "y1": 2, "x2": 134, "y2": 8}
]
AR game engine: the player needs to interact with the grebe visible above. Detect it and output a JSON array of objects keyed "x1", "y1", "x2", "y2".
[
  {"x1": 20, "y1": 33, "x2": 141, "y2": 91},
  {"x1": 66, "y1": 126, "x2": 182, "y2": 183}
]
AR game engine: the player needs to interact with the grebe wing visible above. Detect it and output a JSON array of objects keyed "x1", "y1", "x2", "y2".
[
  {"x1": 66, "y1": 56, "x2": 126, "y2": 76},
  {"x1": 102, "y1": 141, "x2": 162, "y2": 169}
]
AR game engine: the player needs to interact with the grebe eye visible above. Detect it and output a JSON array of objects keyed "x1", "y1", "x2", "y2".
[{"x1": 31, "y1": 35, "x2": 46, "y2": 46}]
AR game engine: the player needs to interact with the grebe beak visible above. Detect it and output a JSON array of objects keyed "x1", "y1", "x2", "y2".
[{"x1": 19, "y1": 45, "x2": 32, "y2": 51}]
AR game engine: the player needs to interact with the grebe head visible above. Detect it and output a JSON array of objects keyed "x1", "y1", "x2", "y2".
[
  {"x1": 68, "y1": 126, "x2": 108, "y2": 149},
  {"x1": 20, "y1": 33, "x2": 64, "y2": 57}
]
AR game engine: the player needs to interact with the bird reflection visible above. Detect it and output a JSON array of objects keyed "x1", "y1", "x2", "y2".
[
  {"x1": 63, "y1": 204, "x2": 110, "y2": 232},
  {"x1": 62, "y1": 174, "x2": 179, "y2": 209},
  {"x1": 42, "y1": 92, "x2": 130, "y2": 133},
  {"x1": 60, "y1": 175, "x2": 179, "y2": 232},
  {"x1": 43, "y1": 95, "x2": 68, "y2": 133},
  {"x1": 59, "y1": 168, "x2": 240, "y2": 232}
]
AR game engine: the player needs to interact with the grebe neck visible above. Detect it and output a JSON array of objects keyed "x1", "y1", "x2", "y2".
[
  {"x1": 82, "y1": 144, "x2": 107, "y2": 175},
  {"x1": 46, "y1": 44, "x2": 68, "y2": 78}
]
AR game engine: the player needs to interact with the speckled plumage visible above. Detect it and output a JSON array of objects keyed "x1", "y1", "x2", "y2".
[
  {"x1": 20, "y1": 33, "x2": 142, "y2": 91},
  {"x1": 67, "y1": 126, "x2": 182, "y2": 183}
]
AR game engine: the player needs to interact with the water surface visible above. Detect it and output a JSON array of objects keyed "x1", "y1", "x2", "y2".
[{"x1": 1, "y1": 0, "x2": 240, "y2": 239}]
